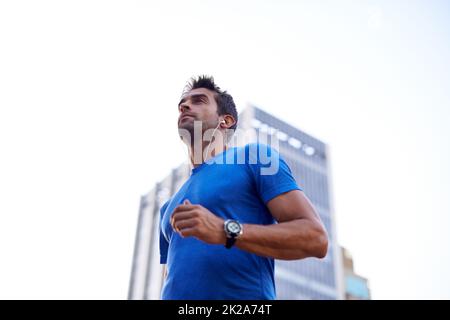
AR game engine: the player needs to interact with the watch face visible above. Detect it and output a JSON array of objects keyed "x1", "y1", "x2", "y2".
[{"x1": 227, "y1": 221, "x2": 241, "y2": 234}]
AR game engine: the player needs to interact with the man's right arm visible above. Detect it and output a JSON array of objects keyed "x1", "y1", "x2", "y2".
[{"x1": 162, "y1": 265, "x2": 167, "y2": 280}]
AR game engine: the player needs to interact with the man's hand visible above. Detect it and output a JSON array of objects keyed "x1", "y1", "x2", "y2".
[{"x1": 171, "y1": 199, "x2": 226, "y2": 245}]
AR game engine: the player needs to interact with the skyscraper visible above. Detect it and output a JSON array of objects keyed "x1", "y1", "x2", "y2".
[{"x1": 128, "y1": 105, "x2": 343, "y2": 300}]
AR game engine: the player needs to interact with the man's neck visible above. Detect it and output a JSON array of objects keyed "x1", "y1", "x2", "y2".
[{"x1": 188, "y1": 140, "x2": 227, "y2": 168}]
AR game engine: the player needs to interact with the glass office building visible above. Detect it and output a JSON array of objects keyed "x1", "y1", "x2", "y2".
[{"x1": 128, "y1": 105, "x2": 343, "y2": 300}]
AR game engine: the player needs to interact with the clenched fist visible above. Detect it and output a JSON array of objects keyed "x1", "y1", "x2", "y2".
[{"x1": 171, "y1": 199, "x2": 226, "y2": 245}]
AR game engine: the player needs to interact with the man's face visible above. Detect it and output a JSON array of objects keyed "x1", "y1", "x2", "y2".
[{"x1": 177, "y1": 88, "x2": 220, "y2": 133}]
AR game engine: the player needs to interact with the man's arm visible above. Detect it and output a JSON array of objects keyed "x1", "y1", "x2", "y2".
[
  {"x1": 235, "y1": 190, "x2": 328, "y2": 260},
  {"x1": 171, "y1": 191, "x2": 328, "y2": 260},
  {"x1": 162, "y1": 265, "x2": 167, "y2": 279}
]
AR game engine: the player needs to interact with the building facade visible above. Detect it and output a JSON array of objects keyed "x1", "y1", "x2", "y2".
[{"x1": 341, "y1": 246, "x2": 371, "y2": 300}]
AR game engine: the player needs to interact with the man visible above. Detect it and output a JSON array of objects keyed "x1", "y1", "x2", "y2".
[{"x1": 159, "y1": 75, "x2": 328, "y2": 300}]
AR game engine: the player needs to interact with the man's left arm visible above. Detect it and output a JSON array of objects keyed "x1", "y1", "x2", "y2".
[
  {"x1": 235, "y1": 189, "x2": 328, "y2": 260},
  {"x1": 171, "y1": 191, "x2": 328, "y2": 260}
]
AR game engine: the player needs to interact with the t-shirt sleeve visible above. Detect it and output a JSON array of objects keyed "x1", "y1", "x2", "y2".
[
  {"x1": 246, "y1": 143, "x2": 302, "y2": 204},
  {"x1": 159, "y1": 201, "x2": 170, "y2": 264}
]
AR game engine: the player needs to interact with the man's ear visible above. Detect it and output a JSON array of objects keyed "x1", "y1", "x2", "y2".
[{"x1": 221, "y1": 115, "x2": 236, "y2": 128}]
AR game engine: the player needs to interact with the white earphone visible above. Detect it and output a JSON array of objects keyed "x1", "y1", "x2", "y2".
[{"x1": 205, "y1": 119, "x2": 226, "y2": 161}]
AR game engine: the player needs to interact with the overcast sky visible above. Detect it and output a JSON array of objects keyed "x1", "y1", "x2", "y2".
[{"x1": 0, "y1": 0, "x2": 449, "y2": 299}]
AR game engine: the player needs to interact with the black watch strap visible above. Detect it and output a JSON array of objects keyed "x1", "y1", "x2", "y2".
[{"x1": 225, "y1": 237, "x2": 237, "y2": 249}]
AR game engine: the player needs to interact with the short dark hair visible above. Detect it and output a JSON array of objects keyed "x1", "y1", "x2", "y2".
[{"x1": 184, "y1": 75, "x2": 238, "y2": 130}]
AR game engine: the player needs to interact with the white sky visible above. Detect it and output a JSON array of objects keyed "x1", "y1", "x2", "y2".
[{"x1": 0, "y1": 0, "x2": 449, "y2": 299}]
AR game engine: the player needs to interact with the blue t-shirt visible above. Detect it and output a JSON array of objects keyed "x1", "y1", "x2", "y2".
[{"x1": 159, "y1": 143, "x2": 301, "y2": 300}]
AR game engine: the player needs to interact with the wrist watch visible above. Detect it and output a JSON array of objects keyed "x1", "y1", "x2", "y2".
[{"x1": 224, "y1": 219, "x2": 243, "y2": 249}]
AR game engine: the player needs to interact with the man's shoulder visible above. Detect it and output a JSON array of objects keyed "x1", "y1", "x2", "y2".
[
  {"x1": 232, "y1": 143, "x2": 277, "y2": 157},
  {"x1": 242, "y1": 143, "x2": 280, "y2": 163}
]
